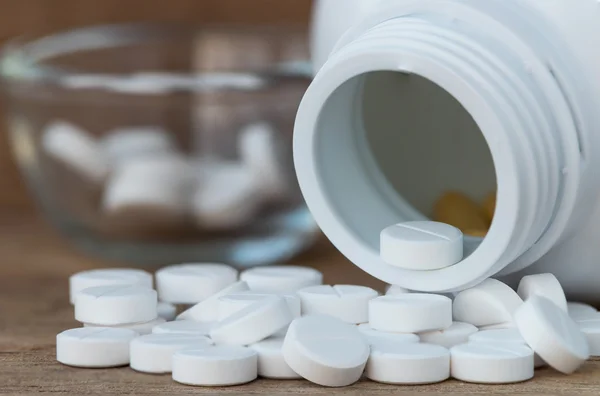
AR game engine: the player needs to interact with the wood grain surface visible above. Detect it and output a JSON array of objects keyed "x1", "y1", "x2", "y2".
[{"x1": 2, "y1": 212, "x2": 600, "y2": 395}]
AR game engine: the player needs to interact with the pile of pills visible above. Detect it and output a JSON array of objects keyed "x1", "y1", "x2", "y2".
[
  {"x1": 59, "y1": 255, "x2": 597, "y2": 387},
  {"x1": 42, "y1": 120, "x2": 291, "y2": 233}
]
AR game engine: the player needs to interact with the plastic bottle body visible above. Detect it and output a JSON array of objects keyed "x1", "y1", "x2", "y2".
[{"x1": 300, "y1": 0, "x2": 600, "y2": 300}]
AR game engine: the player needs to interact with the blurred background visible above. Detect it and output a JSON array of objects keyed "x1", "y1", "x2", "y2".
[
  {"x1": 0, "y1": 0, "x2": 311, "y2": 208},
  {"x1": 0, "y1": 0, "x2": 318, "y2": 267}
]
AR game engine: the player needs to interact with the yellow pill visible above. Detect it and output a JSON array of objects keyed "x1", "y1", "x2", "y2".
[
  {"x1": 433, "y1": 191, "x2": 490, "y2": 233},
  {"x1": 464, "y1": 229, "x2": 488, "y2": 238},
  {"x1": 483, "y1": 192, "x2": 496, "y2": 223}
]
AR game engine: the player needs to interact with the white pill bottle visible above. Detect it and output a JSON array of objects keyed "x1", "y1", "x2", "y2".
[{"x1": 297, "y1": 0, "x2": 600, "y2": 302}]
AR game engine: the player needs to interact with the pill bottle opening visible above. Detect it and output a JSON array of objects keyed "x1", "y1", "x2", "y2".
[{"x1": 315, "y1": 70, "x2": 496, "y2": 254}]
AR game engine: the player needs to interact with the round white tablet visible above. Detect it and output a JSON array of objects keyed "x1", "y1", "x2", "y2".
[
  {"x1": 102, "y1": 127, "x2": 176, "y2": 164},
  {"x1": 103, "y1": 155, "x2": 192, "y2": 222},
  {"x1": 157, "y1": 302, "x2": 177, "y2": 321},
  {"x1": 238, "y1": 122, "x2": 289, "y2": 202},
  {"x1": 297, "y1": 285, "x2": 378, "y2": 324},
  {"x1": 469, "y1": 328, "x2": 525, "y2": 344},
  {"x1": 450, "y1": 343, "x2": 534, "y2": 383},
  {"x1": 469, "y1": 328, "x2": 526, "y2": 345},
  {"x1": 517, "y1": 273, "x2": 567, "y2": 312},
  {"x1": 577, "y1": 321, "x2": 600, "y2": 356},
  {"x1": 386, "y1": 285, "x2": 410, "y2": 295},
  {"x1": 155, "y1": 263, "x2": 237, "y2": 304},
  {"x1": 515, "y1": 295, "x2": 589, "y2": 374},
  {"x1": 152, "y1": 320, "x2": 215, "y2": 336},
  {"x1": 250, "y1": 337, "x2": 301, "y2": 379},
  {"x1": 380, "y1": 221, "x2": 463, "y2": 270},
  {"x1": 477, "y1": 322, "x2": 516, "y2": 331},
  {"x1": 468, "y1": 328, "x2": 545, "y2": 368},
  {"x1": 217, "y1": 291, "x2": 301, "y2": 321},
  {"x1": 42, "y1": 121, "x2": 109, "y2": 185},
  {"x1": 357, "y1": 323, "x2": 420, "y2": 347},
  {"x1": 84, "y1": 317, "x2": 166, "y2": 335},
  {"x1": 282, "y1": 315, "x2": 369, "y2": 387},
  {"x1": 75, "y1": 285, "x2": 157, "y2": 326},
  {"x1": 453, "y1": 279, "x2": 523, "y2": 327},
  {"x1": 240, "y1": 265, "x2": 323, "y2": 293},
  {"x1": 369, "y1": 294, "x2": 452, "y2": 333},
  {"x1": 69, "y1": 268, "x2": 152, "y2": 305},
  {"x1": 366, "y1": 342, "x2": 450, "y2": 384},
  {"x1": 56, "y1": 327, "x2": 137, "y2": 368},
  {"x1": 130, "y1": 333, "x2": 213, "y2": 373},
  {"x1": 172, "y1": 346, "x2": 258, "y2": 386},
  {"x1": 191, "y1": 163, "x2": 262, "y2": 230},
  {"x1": 568, "y1": 302, "x2": 598, "y2": 319},
  {"x1": 176, "y1": 281, "x2": 250, "y2": 322},
  {"x1": 574, "y1": 313, "x2": 600, "y2": 323},
  {"x1": 210, "y1": 296, "x2": 292, "y2": 345},
  {"x1": 419, "y1": 322, "x2": 478, "y2": 349}
]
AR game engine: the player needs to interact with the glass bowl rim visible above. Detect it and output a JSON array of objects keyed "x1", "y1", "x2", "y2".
[{"x1": 0, "y1": 22, "x2": 313, "y2": 95}]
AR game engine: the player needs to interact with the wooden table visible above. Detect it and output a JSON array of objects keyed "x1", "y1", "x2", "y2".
[{"x1": 2, "y1": 212, "x2": 600, "y2": 395}]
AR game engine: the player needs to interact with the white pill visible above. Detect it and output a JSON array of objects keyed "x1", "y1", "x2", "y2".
[
  {"x1": 238, "y1": 122, "x2": 290, "y2": 202},
  {"x1": 419, "y1": 322, "x2": 478, "y2": 349},
  {"x1": 152, "y1": 320, "x2": 214, "y2": 336},
  {"x1": 574, "y1": 314, "x2": 600, "y2": 325},
  {"x1": 357, "y1": 323, "x2": 420, "y2": 347},
  {"x1": 172, "y1": 346, "x2": 258, "y2": 386},
  {"x1": 478, "y1": 322, "x2": 516, "y2": 331},
  {"x1": 56, "y1": 327, "x2": 137, "y2": 368},
  {"x1": 75, "y1": 285, "x2": 157, "y2": 326},
  {"x1": 282, "y1": 315, "x2": 369, "y2": 387},
  {"x1": 69, "y1": 268, "x2": 152, "y2": 305},
  {"x1": 102, "y1": 127, "x2": 176, "y2": 164},
  {"x1": 84, "y1": 317, "x2": 166, "y2": 335},
  {"x1": 568, "y1": 302, "x2": 598, "y2": 319},
  {"x1": 578, "y1": 321, "x2": 600, "y2": 356},
  {"x1": 369, "y1": 294, "x2": 452, "y2": 333},
  {"x1": 386, "y1": 285, "x2": 453, "y2": 299},
  {"x1": 157, "y1": 302, "x2": 177, "y2": 321},
  {"x1": 469, "y1": 328, "x2": 545, "y2": 367},
  {"x1": 380, "y1": 221, "x2": 463, "y2": 270},
  {"x1": 103, "y1": 156, "x2": 192, "y2": 222},
  {"x1": 42, "y1": 121, "x2": 109, "y2": 184},
  {"x1": 385, "y1": 285, "x2": 410, "y2": 295},
  {"x1": 130, "y1": 333, "x2": 213, "y2": 373},
  {"x1": 469, "y1": 328, "x2": 523, "y2": 343},
  {"x1": 366, "y1": 342, "x2": 450, "y2": 385},
  {"x1": 576, "y1": 314, "x2": 600, "y2": 324},
  {"x1": 217, "y1": 291, "x2": 301, "y2": 321},
  {"x1": 517, "y1": 273, "x2": 567, "y2": 312},
  {"x1": 156, "y1": 263, "x2": 237, "y2": 304},
  {"x1": 453, "y1": 279, "x2": 523, "y2": 327},
  {"x1": 515, "y1": 295, "x2": 589, "y2": 374},
  {"x1": 240, "y1": 265, "x2": 323, "y2": 293},
  {"x1": 210, "y1": 296, "x2": 292, "y2": 345},
  {"x1": 250, "y1": 337, "x2": 301, "y2": 379},
  {"x1": 191, "y1": 163, "x2": 262, "y2": 230},
  {"x1": 177, "y1": 281, "x2": 250, "y2": 322},
  {"x1": 450, "y1": 343, "x2": 534, "y2": 384},
  {"x1": 297, "y1": 285, "x2": 378, "y2": 324}
]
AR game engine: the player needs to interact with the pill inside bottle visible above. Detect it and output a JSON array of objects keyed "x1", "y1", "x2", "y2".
[
  {"x1": 320, "y1": 73, "x2": 495, "y2": 240},
  {"x1": 296, "y1": 70, "x2": 507, "y2": 290}
]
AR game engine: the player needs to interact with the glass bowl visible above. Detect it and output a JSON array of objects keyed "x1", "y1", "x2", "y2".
[{"x1": 0, "y1": 23, "x2": 318, "y2": 267}]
